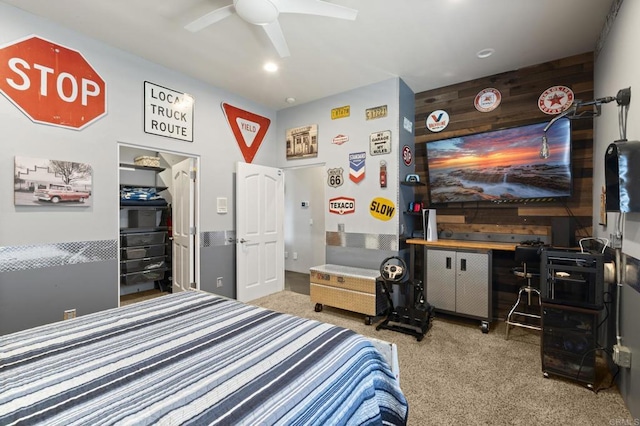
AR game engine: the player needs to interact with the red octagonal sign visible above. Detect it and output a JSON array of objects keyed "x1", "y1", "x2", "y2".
[{"x1": 0, "y1": 35, "x2": 106, "y2": 130}]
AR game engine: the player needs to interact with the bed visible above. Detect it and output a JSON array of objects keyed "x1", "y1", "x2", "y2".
[{"x1": 0, "y1": 291, "x2": 408, "y2": 425}]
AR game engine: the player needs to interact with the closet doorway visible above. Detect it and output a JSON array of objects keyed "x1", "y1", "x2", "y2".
[
  {"x1": 118, "y1": 143, "x2": 199, "y2": 305},
  {"x1": 283, "y1": 164, "x2": 326, "y2": 275}
]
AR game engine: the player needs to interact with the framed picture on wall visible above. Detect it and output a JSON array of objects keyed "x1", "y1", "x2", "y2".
[
  {"x1": 14, "y1": 156, "x2": 93, "y2": 207},
  {"x1": 286, "y1": 124, "x2": 318, "y2": 160}
]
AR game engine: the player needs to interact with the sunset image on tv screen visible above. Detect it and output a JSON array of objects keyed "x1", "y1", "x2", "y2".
[{"x1": 426, "y1": 119, "x2": 571, "y2": 204}]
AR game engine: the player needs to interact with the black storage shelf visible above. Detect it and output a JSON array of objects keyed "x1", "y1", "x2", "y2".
[
  {"x1": 119, "y1": 160, "x2": 172, "y2": 294},
  {"x1": 120, "y1": 267, "x2": 169, "y2": 286},
  {"x1": 121, "y1": 255, "x2": 167, "y2": 274},
  {"x1": 121, "y1": 243, "x2": 167, "y2": 260},
  {"x1": 120, "y1": 205, "x2": 169, "y2": 210},
  {"x1": 400, "y1": 181, "x2": 425, "y2": 186},
  {"x1": 120, "y1": 226, "x2": 169, "y2": 233},
  {"x1": 542, "y1": 348, "x2": 596, "y2": 384},
  {"x1": 541, "y1": 302, "x2": 599, "y2": 388}
]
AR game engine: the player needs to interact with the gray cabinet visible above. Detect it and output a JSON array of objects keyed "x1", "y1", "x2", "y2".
[{"x1": 424, "y1": 248, "x2": 492, "y2": 332}]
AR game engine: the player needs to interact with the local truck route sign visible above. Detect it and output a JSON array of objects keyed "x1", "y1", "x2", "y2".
[
  {"x1": 144, "y1": 81, "x2": 194, "y2": 141},
  {"x1": 0, "y1": 35, "x2": 106, "y2": 130}
]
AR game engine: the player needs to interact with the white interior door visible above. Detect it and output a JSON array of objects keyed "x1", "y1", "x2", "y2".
[
  {"x1": 236, "y1": 162, "x2": 284, "y2": 302},
  {"x1": 172, "y1": 158, "x2": 195, "y2": 293}
]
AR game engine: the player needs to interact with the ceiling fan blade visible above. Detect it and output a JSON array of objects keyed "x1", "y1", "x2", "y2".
[
  {"x1": 275, "y1": 0, "x2": 358, "y2": 20},
  {"x1": 262, "y1": 20, "x2": 290, "y2": 58},
  {"x1": 185, "y1": 4, "x2": 235, "y2": 32}
]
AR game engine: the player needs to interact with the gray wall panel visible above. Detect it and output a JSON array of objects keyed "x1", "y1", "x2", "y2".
[
  {"x1": 200, "y1": 244, "x2": 236, "y2": 299},
  {"x1": 0, "y1": 260, "x2": 118, "y2": 335}
]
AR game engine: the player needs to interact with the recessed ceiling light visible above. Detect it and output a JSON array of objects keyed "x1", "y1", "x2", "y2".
[
  {"x1": 476, "y1": 48, "x2": 495, "y2": 59},
  {"x1": 263, "y1": 62, "x2": 278, "y2": 72},
  {"x1": 285, "y1": 97, "x2": 296, "y2": 104}
]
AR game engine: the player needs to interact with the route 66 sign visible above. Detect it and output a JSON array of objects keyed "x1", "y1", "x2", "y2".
[{"x1": 327, "y1": 167, "x2": 344, "y2": 187}]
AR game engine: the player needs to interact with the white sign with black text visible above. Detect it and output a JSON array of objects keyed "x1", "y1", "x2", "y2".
[
  {"x1": 144, "y1": 81, "x2": 194, "y2": 142},
  {"x1": 369, "y1": 130, "x2": 391, "y2": 155}
]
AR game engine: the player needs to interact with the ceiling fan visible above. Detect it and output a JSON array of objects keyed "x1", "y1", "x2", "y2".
[{"x1": 184, "y1": 0, "x2": 358, "y2": 58}]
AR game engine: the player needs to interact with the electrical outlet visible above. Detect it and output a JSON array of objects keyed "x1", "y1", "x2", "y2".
[
  {"x1": 293, "y1": 252, "x2": 298, "y2": 260},
  {"x1": 216, "y1": 277, "x2": 223, "y2": 287},
  {"x1": 63, "y1": 309, "x2": 76, "y2": 320},
  {"x1": 613, "y1": 344, "x2": 632, "y2": 368},
  {"x1": 284, "y1": 251, "x2": 288, "y2": 259}
]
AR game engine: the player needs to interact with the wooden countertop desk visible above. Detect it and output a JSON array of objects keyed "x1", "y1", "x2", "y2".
[
  {"x1": 405, "y1": 239, "x2": 517, "y2": 279},
  {"x1": 406, "y1": 238, "x2": 517, "y2": 251}
]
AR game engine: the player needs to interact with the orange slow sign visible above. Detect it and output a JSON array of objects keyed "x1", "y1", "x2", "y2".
[{"x1": 370, "y1": 197, "x2": 395, "y2": 221}]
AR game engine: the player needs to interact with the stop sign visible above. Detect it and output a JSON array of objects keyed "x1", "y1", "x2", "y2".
[{"x1": 0, "y1": 35, "x2": 106, "y2": 130}]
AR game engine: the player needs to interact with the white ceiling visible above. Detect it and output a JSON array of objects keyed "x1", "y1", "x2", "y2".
[{"x1": 1, "y1": 0, "x2": 614, "y2": 111}]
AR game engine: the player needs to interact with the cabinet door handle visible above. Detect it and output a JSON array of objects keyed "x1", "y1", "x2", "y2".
[
  {"x1": 446, "y1": 257, "x2": 452, "y2": 269},
  {"x1": 460, "y1": 258, "x2": 467, "y2": 271}
]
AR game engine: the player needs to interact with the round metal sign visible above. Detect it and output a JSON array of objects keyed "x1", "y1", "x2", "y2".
[{"x1": 474, "y1": 88, "x2": 501, "y2": 112}]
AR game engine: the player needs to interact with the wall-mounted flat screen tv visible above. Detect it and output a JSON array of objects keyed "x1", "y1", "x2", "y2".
[{"x1": 426, "y1": 119, "x2": 572, "y2": 204}]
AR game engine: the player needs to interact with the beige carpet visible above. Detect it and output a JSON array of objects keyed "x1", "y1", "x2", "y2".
[{"x1": 250, "y1": 290, "x2": 633, "y2": 426}]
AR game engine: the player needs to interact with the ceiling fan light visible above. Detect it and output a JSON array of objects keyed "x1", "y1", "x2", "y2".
[{"x1": 234, "y1": 0, "x2": 279, "y2": 25}]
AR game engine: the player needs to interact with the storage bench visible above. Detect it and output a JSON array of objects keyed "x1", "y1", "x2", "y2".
[{"x1": 309, "y1": 264, "x2": 386, "y2": 325}]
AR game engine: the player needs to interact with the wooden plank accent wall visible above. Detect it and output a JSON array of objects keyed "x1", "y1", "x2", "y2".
[{"x1": 412, "y1": 52, "x2": 595, "y2": 322}]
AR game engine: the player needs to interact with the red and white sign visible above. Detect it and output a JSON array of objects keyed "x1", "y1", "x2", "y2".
[
  {"x1": 0, "y1": 35, "x2": 106, "y2": 130},
  {"x1": 332, "y1": 134, "x2": 349, "y2": 145},
  {"x1": 426, "y1": 110, "x2": 449, "y2": 132},
  {"x1": 538, "y1": 85, "x2": 574, "y2": 115},
  {"x1": 329, "y1": 196, "x2": 355, "y2": 215},
  {"x1": 221, "y1": 102, "x2": 271, "y2": 163},
  {"x1": 474, "y1": 88, "x2": 501, "y2": 112},
  {"x1": 402, "y1": 145, "x2": 413, "y2": 166}
]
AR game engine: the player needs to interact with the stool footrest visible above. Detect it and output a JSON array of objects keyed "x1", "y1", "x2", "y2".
[
  {"x1": 505, "y1": 320, "x2": 541, "y2": 332},
  {"x1": 505, "y1": 284, "x2": 542, "y2": 340},
  {"x1": 508, "y1": 311, "x2": 541, "y2": 320}
]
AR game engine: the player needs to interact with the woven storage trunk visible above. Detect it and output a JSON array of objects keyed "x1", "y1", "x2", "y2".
[
  {"x1": 134, "y1": 156, "x2": 160, "y2": 167},
  {"x1": 310, "y1": 264, "x2": 384, "y2": 317}
]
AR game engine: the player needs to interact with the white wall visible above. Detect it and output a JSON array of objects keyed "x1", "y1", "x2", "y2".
[
  {"x1": 0, "y1": 3, "x2": 278, "y2": 248},
  {"x1": 277, "y1": 78, "x2": 402, "y2": 238},
  {"x1": 593, "y1": 0, "x2": 640, "y2": 417},
  {"x1": 593, "y1": 0, "x2": 639, "y2": 258}
]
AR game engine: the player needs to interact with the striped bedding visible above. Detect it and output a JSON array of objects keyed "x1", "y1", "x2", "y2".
[{"x1": 0, "y1": 291, "x2": 408, "y2": 425}]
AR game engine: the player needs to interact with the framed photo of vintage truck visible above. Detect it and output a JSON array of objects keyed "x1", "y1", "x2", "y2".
[{"x1": 14, "y1": 156, "x2": 93, "y2": 207}]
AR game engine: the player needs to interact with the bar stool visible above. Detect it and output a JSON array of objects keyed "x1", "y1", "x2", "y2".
[{"x1": 505, "y1": 245, "x2": 542, "y2": 340}]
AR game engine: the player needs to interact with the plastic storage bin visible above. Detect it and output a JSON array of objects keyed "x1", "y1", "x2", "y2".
[
  {"x1": 121, "y1": 256, "x2": 166, "y2": 273},
  {"x1": 121, "y1": 231, "x2": 165, "y2": 246},
  {"x1": 121, "y1": 269, "x2": 166, "y2": 285},
  {"x1": 121, "y1": 244, "x2": 165, "y2": 260},
  {"x1": 128, "y1": 209, "x2": 158, "y2": 228}
]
